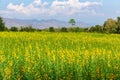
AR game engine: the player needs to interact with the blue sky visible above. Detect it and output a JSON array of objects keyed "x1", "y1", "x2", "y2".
[{"x1": 0, "y1": 0, "x2": 120, "y2": 25}]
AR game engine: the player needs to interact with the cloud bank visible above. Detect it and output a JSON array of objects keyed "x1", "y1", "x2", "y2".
[
  {"x1": 7, "y1": 0, "x2": 102, "y2": 15},
  {"x1": 1, "y1": 0, "x2": 103, "y2": 19}
]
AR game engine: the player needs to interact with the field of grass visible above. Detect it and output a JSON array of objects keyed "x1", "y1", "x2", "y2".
[{"x1": 0, "y1": 32, "x2": 120, "y2": 80}]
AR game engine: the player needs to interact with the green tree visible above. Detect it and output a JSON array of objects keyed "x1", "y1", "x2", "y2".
[
  {"x1": 89, "y1": 25, "x2": 103, "y2": 33},
  {"x1": 0, "y1": 17, "x2": 6, "y2": 31},
  {"x1": 68, "y1": 27, "x2": 80, "y2": 32},
  {"x1": 74, "y1": 27, "x2": 80, "y2": 32},
  {"x1": 116, "y1": 16, "x2": 120, "y2": 33},
  {"x1": 103, "y1": 18, "x2": 117, "y2": 33},
  {"x1": 69, "y1": 18, "x2": 76, "y2": 26},
  {"x1": 10, "y1": 26, "x2": 18, "y2": 32},
  {"x1": 61, "y1": 27, "x2": 68, "y2": 32},
  {"x1": 49, "y1": 27, "x2": 55, "y2": 32},
  {"x1": 20, "y1": 26, "x2": 36, "y2": 32}
]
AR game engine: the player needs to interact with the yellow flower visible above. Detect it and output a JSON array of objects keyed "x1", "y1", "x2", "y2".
[
  {"x1": 85, "y1": 50, "x2": 89, "y2": 59},
  {"x1": 107, "y1": 54, "x2": 111, "y2": 67},
  {"x1": 114, "y1": 64, "x2": 118, "y2": 70},
  {"x1": 0, "y1": 50, "x2": 3, "y2": 55},
  {"x1": 9, "y1": 61, "x2": 13, "y2": 67},
  {"x1": 4, "y1": 67, "x2": 12, "y2": 79},
  {"x1": 52, "y1": 54, "x2": 56, "y2": 63},
  {"x1": 0, "y1": 55, "x2": 6, "y2": 63}
]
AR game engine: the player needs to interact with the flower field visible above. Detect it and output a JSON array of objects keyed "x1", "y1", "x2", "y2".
[{"x1": 0, "y1": 32, "x2": 120, "y2": 80}]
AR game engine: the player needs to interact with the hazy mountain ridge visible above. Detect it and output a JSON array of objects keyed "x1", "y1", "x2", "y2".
[{"x1": 3, "y1": 18, "x2": 90, "y2": 29}]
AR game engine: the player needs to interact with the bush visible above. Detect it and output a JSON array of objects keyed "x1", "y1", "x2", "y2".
[
  {"x1": 61, "y1": 27, "x2": 68, "y2": 32},
  {"x1": 20, "y1": 26, "x2": 37, "y2": 32},
  {"x1": 49, "y1": 27, "x2": 55, "y2": 32},
  {"x1": 10, "y1": 27, "x2": 18, "y2": 32}
]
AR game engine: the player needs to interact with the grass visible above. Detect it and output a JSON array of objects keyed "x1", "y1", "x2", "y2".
[{"x1": 0, "y1": 32, "x2": 120, "y2": 80}]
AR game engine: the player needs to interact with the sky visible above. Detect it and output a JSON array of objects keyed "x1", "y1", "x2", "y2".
[{"x1": 0, "y1": 0, "x2": 120, "y2": 25}]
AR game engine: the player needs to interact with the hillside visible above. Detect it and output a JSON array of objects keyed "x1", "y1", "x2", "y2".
[{"x1": 3, "y1": 18, "x2": 90, "y2": 29}]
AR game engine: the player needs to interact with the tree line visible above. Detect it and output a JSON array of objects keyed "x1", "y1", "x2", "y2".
[{"x1": 0, "y1": 16, "x2": 120, "y2": 34}]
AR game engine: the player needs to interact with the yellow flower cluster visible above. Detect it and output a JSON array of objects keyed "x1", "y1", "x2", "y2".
[{"x1": 0, "y1": 32, "x2": 120, "y2": 80}]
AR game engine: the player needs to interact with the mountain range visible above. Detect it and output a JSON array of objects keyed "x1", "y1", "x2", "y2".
[{"x1": 3, "y1": 18, "x2": 90, "y2": 29}]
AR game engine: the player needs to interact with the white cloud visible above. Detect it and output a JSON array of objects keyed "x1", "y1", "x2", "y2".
[
  {"x1": 51, "y1": 0, "x2": 96, "y2": 9},
  {"x1": 50, "y1": 0, "x2": 102, "y2": 16},
  {"x1": 7, "y1": 0, "x2": 49, "y2": 15},
  {"x1": 7, "y1": 3, "x2": 29, "y2": 14},
  {"x1": 34, "y1": 0, "x2": 41, "y2": 5},
  {"x1": 33, "y1": 0, "x2": 48, "y2": 7},
  {"x1": 3, "y1": 0, "x2": 103, "y2": 18}
]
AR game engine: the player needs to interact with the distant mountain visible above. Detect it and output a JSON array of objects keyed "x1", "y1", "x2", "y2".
[{"x1": 3, "y1": 18, "x2": 90, "y2": 29}]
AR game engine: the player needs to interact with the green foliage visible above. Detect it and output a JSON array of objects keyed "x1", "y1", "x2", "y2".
[
  {"x1": 10, "y1": 26, "x2": 18, "y2": 32},
  {"x1": 0, "y1": 73, "x2": 3, "y2": 80},
  {"x1": 116, "y1": 16, "x2": 120, "y2": 34},
  {"x1": 42, "y1": 28, "x2": 49, "y2": 32},
  {"x1": 20, "y1": 26, "x2": 37, "y2": 32},
  {"x1": 103, "y1": 18, "x2": 117, "y2": 33},
  {"x1": 89, "y1": 25, "x2": 103, "y2": 33},
  {"x1": 49, "y1": 27, "x2": 55, "y2": 32},
  {"x1": 61, "y1": 27, "x2": 68, "y2": 32},
  {"x1": 69, "y1": 18, "x2": 76, "y2": 26},
  {"x1": 0, "y1": 17, "x2": 7, "y2": 31},
  {"x1": 68, "y1": 27, "x2": 84, "y2": 32},
  {"x1": 84, "y1": 28, "x2": 89, "y2": 32},
  {"x1": 117, "y1": 16, "x2": 120, "y2": 23}
]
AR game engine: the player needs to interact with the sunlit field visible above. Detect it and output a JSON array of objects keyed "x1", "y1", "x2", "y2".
[{"x1": 0, "y1": 32, "x2": 120, "y2": 80}]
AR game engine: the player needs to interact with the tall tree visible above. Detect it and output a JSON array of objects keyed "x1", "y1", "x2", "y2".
[
  {"x1": 69, "y1": 18, "x2": 76, "y2": 26},
  {"x1": 0, "y1": 17, "x2": 6, "y2": 31},
  {"x1": 103, "y1": 18, "x2": 117, "y2": 33},
  {"x1": 49, "y1": 27, "x2": 55, "y2": 32},
  {"x1": 117, "y1": 16, "x2": 120, "y2": 23},
  {"x1": 116, "y1": 16, "x2": 120, "y2": 33}
]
